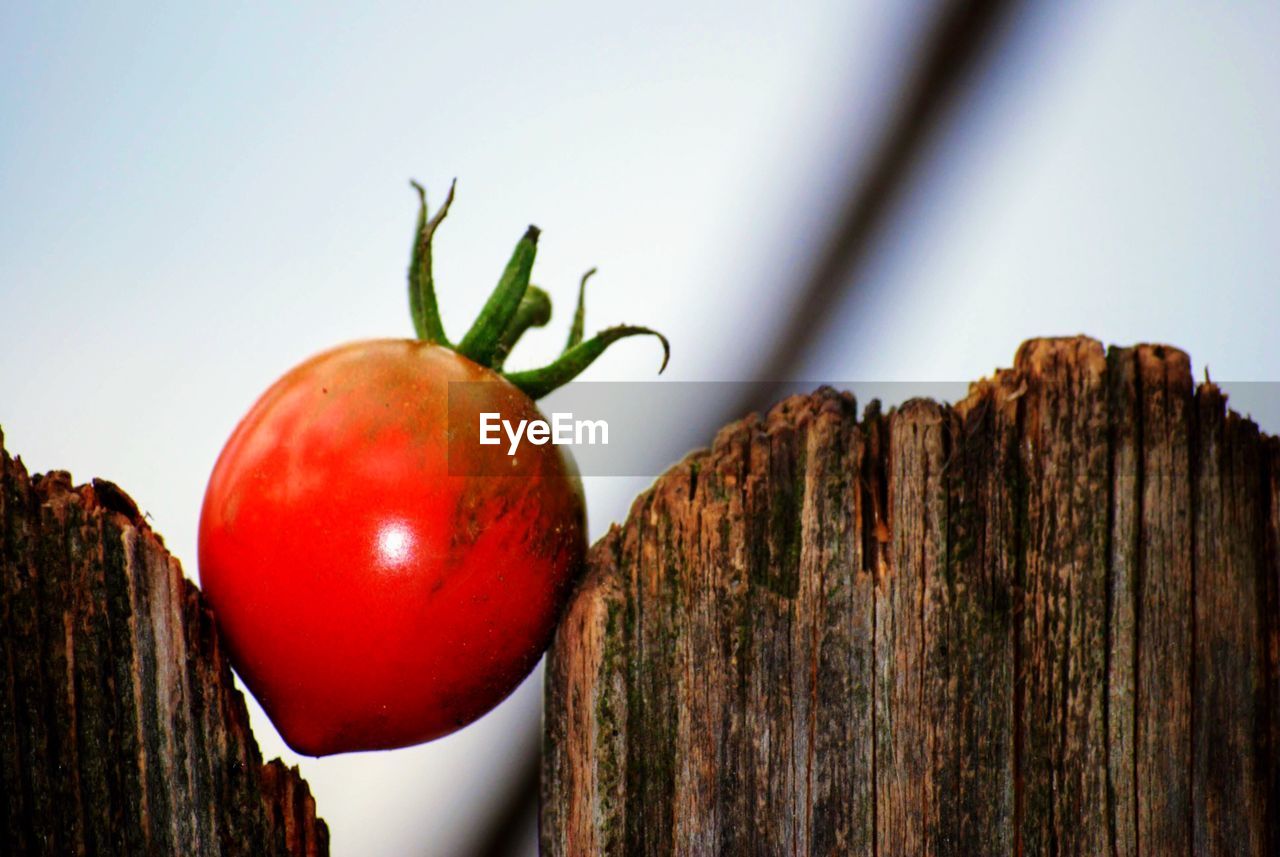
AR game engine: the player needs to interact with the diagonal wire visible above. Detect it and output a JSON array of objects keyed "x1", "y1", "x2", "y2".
[
  {"x1": 736, "y1": 0, "x2": 1024, "y2": 416},
  {"x1": 468, "y1": 0, "x2": 1024, "y2": 853}
]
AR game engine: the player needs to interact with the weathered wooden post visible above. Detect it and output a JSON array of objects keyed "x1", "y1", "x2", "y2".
[
  {"x1": 541, "y1": 337, "x2": 1279, "y2": 855},
  {"x1": 0, "y1": 432, "x2": 328, "y2": 856}
]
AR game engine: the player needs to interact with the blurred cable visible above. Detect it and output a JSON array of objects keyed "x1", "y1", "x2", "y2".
[
  {"x1": 468, "y1": 0, "x2": 1024, "y2": 853},
  {"x1": 738, "y1": 0, "x2": 1024, "y2": 414}
]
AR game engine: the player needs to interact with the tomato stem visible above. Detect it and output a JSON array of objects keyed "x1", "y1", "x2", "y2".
[
  {"x1": 563, "y1": 268, "x2": 596, "y2": 353},
  {"x1": 404, "y1": 183, "x2": 670, "y2": 398},
  {"x1": 492, "y1": 285, "x2": 552, "y2": 370},
  {"x1": 456, "y1": 226, "x2": 539, "y2": 366},
  {"x1": 505, "y1": 325, "x2": 669, "y2": 400},
  {"x1": 408, "y1": 179, "x2": 455, "y2": 345}
]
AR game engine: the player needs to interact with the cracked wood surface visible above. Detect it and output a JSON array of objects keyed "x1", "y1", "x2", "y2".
[
  {"x1": 541, "y1": 336, "x2": 1280, "y2": 856},
  {"x1": 0, "y1": 431, "x2": 328, "y2": 856}
]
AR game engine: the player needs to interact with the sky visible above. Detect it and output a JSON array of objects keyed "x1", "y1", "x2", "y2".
[{"x1": 3, "y1": 2, "x2": 1278, "y2": 854}]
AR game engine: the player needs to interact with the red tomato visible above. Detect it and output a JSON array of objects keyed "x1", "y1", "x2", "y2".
[
  {"x1": 198, "y1": 340, "x2": 585, "y2": 754},
  {"x1": 197, "y1": 184, "x2": 665, "y2": 755}
]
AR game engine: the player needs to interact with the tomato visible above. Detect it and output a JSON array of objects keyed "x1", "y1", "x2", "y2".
[
  {"x1": 199, "y1": 341, "x2": 581, "y2": 753},
  {"x1": 198, "y1": 182, "x2": 666, "y2": 755}
]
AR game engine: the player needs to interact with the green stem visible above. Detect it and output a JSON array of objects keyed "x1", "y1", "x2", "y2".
[
  {"x1": 563, "y1": 268, "x2": 596, "y2": 352},
  {"x1": 398, "y1": 181, "x2": 670, "y2": 392},
  {"x1": 456, "y1": 226, "x2": 539, "y2": 366},
  {"x1": 492, "y1": 286, "x2": 552, "y2": 370},
  {"x1": 505, "y1": 325, "x2": 669, "y2": 400},
  {"x1": 408, "y1": 179, "x2": 455, "y2": 344}
]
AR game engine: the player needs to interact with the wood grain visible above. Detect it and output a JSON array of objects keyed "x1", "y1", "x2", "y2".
[
  {"x1": 542, "y1": 336, "x2": 1279, "y2": 855},
  {"x1": 0, "y1": 431, "x2": 328, "y2": 856}
]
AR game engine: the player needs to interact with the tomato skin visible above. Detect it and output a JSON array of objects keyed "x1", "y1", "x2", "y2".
[{"x1": 198, "y1": 339, "x2": 585, "y2": 755}]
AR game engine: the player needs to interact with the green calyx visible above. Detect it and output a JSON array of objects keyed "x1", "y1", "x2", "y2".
[{"x1": 406, "y1": 180, "x2": 670, "y2": 399}]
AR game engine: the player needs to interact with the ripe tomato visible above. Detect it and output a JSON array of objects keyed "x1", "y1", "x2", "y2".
[
  {"x1": 198, "y1": 183, "x2": 666, "y2": 755},
  {"x1": 199, "y1": 341, "x2": 583, "y2": 753}
]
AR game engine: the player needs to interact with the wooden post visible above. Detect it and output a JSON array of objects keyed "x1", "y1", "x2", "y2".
[
  {"x1": 0, "y1": 431, "x2": 328, "y2": 856},
  {"x1": 541, "y1": 337, "x2": 1280, "y2": 855}
]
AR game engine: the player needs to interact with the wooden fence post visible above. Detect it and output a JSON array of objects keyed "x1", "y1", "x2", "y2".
[
  {"x1": 0, "y1": 431, "x2": 328, "y2": 856},
  {"x1": 541, "y1": 336, "x2": 1279, "y2": 856}
]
